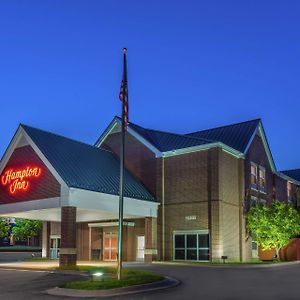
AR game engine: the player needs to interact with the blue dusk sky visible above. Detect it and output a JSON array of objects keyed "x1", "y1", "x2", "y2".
[{"x1": 0, "y1": 1, "x2": 300, "y2": 170}]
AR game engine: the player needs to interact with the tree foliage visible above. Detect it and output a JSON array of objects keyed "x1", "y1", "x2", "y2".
[
  {"x1": 247, "y1": 200, "x2": 300, "y2": 260},
  {"x1": 0, "y1": 218, "x2": 10, "y2": 239},
  {"x1": 12, "y1": 219, "x2": 42, "y2": 241}
]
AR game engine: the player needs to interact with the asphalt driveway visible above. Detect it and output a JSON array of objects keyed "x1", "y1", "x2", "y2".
[
  {"x1": 122, "y1": 262, "x2": 300, "y2": 300},
  {"x1": 0, "y1": 261, "x2": 300, "y2": 299}
]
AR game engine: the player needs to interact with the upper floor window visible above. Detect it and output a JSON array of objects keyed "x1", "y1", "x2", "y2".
[
  {"x1": 251, "y1": 163, "x2": 258, "y2": 189},
  {"x1": 250, "y1": 196, "x2": 266, "y2": 206},
  {"x1": 287, "y1": 181, "x2": 293, "y2": 203},
  {"x1": 259, "y1": 166, "x2": 266, "y2": 192},
  {"x1": 250, "y1": 162, "x2": 266, "y2": 192}
]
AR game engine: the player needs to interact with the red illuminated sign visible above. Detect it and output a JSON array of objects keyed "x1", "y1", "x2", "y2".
[{"x1": 1, "y1": 167, "x2": 42, "y2": 195}]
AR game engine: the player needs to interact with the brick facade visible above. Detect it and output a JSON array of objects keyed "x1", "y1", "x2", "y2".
[
  {"x1": 4, "y1": 123, "x2": 298, "y2": 265},
  {"x1": 101, "y1": 130, "x2": 299, "y2": 263}
]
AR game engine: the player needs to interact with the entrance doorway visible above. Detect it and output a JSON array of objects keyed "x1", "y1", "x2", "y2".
[
  {"x1": 173, "y1": 230, "x2": 209, "y2": 261},
  {"x1": 103, "y1": 232, "x2": 117, "y2": 261},
  {"x1": 50, "y1": 236, "x2": 60, "y2": 259},
  {"x1": 136, "y1": 235, "x2": 145, "y2": 261}
]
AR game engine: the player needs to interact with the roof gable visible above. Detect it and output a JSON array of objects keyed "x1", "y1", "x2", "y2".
[
  {"x1": 96, "y1": 117, "x2": 276, "y2": 168},
  {"x1": 21, "y1": 125, "x2": 155, "y2": 202},
  {"x1": 96, "y1": 116, "x2": 214, "y2": 155}
]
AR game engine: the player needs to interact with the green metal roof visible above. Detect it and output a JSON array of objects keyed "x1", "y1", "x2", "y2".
[
  {"x1": 186, "y1": 119, "x2": 261, "y2": 153},
  {"x1": 22, "y1": 124, "x2": 156, "y2": 202},
  {"x1": 128, "y1": 121, "x2": 214, "y2": 152}
]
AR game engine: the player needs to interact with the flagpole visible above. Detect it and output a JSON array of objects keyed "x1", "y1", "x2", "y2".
[{"x1": 117, "y1": 47, "x2": 127, "y2": 281}]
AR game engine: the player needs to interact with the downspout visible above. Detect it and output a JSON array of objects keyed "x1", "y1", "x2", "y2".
[
  {"x1": 162, "y1": 156, "x2": 165, "y2": 261},
  {"x1": 207, "y1": 150, "x2": 212, "y2": 262}
]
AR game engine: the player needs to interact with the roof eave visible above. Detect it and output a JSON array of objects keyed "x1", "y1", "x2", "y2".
[
  {"x1": 276, "y1": 172, "x2": 300, "y2": 185},
  {"x1": 162, "y1": 142, "x2": 244, "y2": 158}
]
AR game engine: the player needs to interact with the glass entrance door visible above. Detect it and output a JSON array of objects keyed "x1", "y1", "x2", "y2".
[
  {"x1": 136, "y1": 235, "x2": 145, "y2": 261},
  {"x1": 50, "y1": 236, "x2": 61, "y2": 259},
  {"x1": 103, "y1": 232, "x2": 117, "y2": 261}
]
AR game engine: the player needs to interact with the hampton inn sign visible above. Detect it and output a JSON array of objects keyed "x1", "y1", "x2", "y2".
[
  {"x1": 1, "y1": 167, "x2": 42, "y2": 195},
  {"x1": 0, "y1": 116, "x2": 300, "y2": 266}
]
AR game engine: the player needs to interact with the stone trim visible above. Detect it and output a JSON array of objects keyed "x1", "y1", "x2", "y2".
[{"x1": 60, "y1": 248, "x2": 77, "y2": 255}]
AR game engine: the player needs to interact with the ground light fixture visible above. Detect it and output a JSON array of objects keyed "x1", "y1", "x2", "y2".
[
  {"x1": 221, "y1": 256, "x2": 228, "y2": 263},
  {"x1": 92, "y1": 272, "x2": 104, "y2": 281}
]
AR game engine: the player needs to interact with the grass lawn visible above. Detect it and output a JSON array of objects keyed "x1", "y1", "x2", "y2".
[
  {"x1": 0, "y1": 246, "x2": 42, "y2": 252},
  {"x1": 61, "y1": 266, "x2": 164, "y2": 290},
  {"x1": 25, "y1": 257, "x2": 53, "y2": 261}
]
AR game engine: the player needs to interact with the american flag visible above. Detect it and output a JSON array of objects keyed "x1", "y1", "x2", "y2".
[
  {"x1": 119, "y1": 52, "x2": 129, "y2": 128},
  {"x1": 119, "y1": 80, "x2": 128, "y2": 127}
]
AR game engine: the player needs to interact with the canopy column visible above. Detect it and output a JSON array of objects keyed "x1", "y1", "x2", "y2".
[
  {"x1": 59, "y1": 206, "x2": 77, "y2": 267},
  {"x1": 144, "y1": 217, "x2": 157, "y2": 262}
]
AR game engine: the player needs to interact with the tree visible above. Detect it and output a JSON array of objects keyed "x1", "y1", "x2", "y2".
[
  {"x1": 12, "y1": 219, "x2": 42, "y2": 246},
  {"x1": 247, "y1": 200, "x2": 300, "y2": 260},
  {"x1": 0, "y1": 218, "x2": 10, "y2": 239}
]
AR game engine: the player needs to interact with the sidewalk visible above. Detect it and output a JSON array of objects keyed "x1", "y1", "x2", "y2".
[{"x1": 153, "y1": 260, "x2": 300, "y2": 269}]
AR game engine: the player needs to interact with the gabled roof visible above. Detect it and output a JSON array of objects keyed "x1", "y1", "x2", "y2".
[
  {"x1": 280, "y1": 169, "x2": 300, "y2": 182},
  {"x1": 186, "y1": 119, "x2": 261, "y2": 153},
  {"x1": 21, "y1": 124, "x2": 155, "y2": 202},
  {"x1": 96, "y1": 117, "x2": 275, "y2": 170},
  {"x1": 128, "y1": 121, "x2": 214, "y2": 152}
]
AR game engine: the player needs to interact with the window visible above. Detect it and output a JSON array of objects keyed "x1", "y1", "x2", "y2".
[
  {"x1": 251, "y1": 240, "x2": 258, "y2": 258},
  {"x1": 174, "y1": 231, "x2": 209, "y2": 261},
  {"x1": 250, "y1": 163, "x2": 266, "y2": 192},
  {"x1": 250, "y1": 196, "x2": 266, "y2": 206},
  {"x1": 251, "y1": 163, "x2": 258, "y2": 189},
  {"x1": 250, "y1": 196, "x2": 258, "y2": 206},
  {"x1": 259, "y1": 166, "x2": 266, "y2": 192},
  {"x1": 287, "y1": 181, "x2": 293, "y2": 203}
]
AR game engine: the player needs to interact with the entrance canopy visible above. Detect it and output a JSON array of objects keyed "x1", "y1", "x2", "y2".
[{"x1": 0, "y1": 124, "x2": 158, "y2": 222}]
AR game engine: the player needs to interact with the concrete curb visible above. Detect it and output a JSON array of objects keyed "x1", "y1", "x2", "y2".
[
  {"x1": 152, "y1": 260, "x2": 300, "y2": 269},
  {"x1": 45, "y1": 276, "x2": 180, "y2": 298}
]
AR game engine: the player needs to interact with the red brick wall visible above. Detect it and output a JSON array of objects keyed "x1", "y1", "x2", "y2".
[
  {"x1": 0, "y1": 145, "x2": 60, "y2": 204},
  {"x1": 275, "y1": 174, "x2": 287, "y2": 202},
  {"x1": 101, "y1": 132, "x2": 157, "y2": 196}
]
